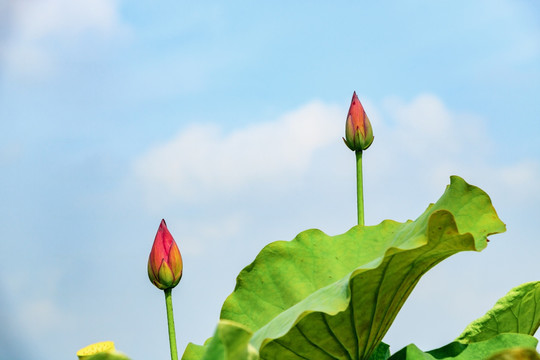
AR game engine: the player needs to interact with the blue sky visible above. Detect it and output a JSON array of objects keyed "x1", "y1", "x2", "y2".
[{"x1": 1, "y1": 1, "x2": 539, "y2": 359}]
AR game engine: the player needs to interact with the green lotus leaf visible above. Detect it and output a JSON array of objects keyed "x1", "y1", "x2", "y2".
[
  {"x1": 369, "y1": 342, "x2": 391, "y2": 360},
  {"x1": 388, "y1": 333, "x2": 538, "y2": 360},
  {"x1": 196, "y1": 320, "x2": 258, "y2": 360},
  {"x1": 457, "y1": 281, "x2": 540, "y2": 343},
  {"x1": 183, "y1": 343, "x2": 207, "y2": 360},
  {"x1": 486, "y1": 347, "x2": 540, "y2": 360},
  {"x1": 183, "y1": 176, "x2": 506, "y2": 360},
  {"x1": 249, "y1": 210, "x2": 495, "y2": 360},
  {"x1": 183, "y1": 320, "x2": 392, "y2": 360},
  {"x1": 182, "y1": 321, "x2": 257, "y2": 360}
]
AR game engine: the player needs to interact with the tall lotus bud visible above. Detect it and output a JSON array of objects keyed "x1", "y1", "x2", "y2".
[
  {"x1": 343, "y1": 91, "x2": 374, "y2": 151},
  {"x1": 148, "y1": 219, "x2": 183, "y2": 290}
]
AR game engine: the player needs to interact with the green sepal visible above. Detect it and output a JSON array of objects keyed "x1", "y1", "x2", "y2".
[{"x1": 157, "y1": 261, "x2": 174, "y2": 289}]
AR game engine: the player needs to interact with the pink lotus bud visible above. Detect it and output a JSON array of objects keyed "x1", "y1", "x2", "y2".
[
  {"x1": 148, "y1": 219, "x2": 183, "y2": 290},
  {"x1": 343, "y1": 91, "x2": 374, "y2": 151}
]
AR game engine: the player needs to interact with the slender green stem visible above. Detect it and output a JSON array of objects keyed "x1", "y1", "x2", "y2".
[
  {"x1": 164, "y1": 288, "x2": 178, "y2": 360},
  {"x1": 355, "y1": 150, "x2": 364, "y2": 226}
]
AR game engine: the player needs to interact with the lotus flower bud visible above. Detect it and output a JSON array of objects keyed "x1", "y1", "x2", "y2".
[
  {"x1": 343, "y1": 91, "x2": 374, "y2": 151},
  {"x1": 148, "y1": 219, "x2": 183, "y2": 290}
]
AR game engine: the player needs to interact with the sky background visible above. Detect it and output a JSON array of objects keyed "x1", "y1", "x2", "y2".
[{"x1": 1, "y1": 1, "x2": 539, "y2": 359}]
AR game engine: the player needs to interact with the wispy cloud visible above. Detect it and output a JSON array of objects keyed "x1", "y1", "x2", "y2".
[
  {"x1": 133, "y1": 101, "x2": 342, "y2": 208},
  {"x1": 1, "y1": 0, "x2": 127, "y2": 77},
  {"x1": 367, "y1": 94, "x2": 540, "y2": 217},
  {"x1": 133, "y1": 94, "x2": 540, "y2": 217}
]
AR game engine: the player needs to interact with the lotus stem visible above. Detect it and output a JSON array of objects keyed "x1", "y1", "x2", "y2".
[
  {"x1": 164, "y1": 288, "x2": 178, "y2": 360},
  {"x1": 356, "y1": 150, "x2": 364, "y2": 226}
]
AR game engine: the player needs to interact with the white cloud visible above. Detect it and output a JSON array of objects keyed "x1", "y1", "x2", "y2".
[
  {"x1": 498, "y1": 161, "x2": 540, "y2": 203},
  {"x1": 133, "y1": 94, "x2": 540, "y2": 219},
  {"x1": 365, "y1": 95, "x2": 540, "y2": 221},
  {"x1": 368, "y1": 94, "x2": 494, "y2": 189},
  {"x1": 0, "y1": 267, "x2": 74, "y2": 348},
  {"x1": 14, "y1": 0, "x2": 120, "y2": 40},
  {"x1": 21, "y1": 299, "x2": 70, "y2": 338},
  {"x1": 170, "y1": 213, "x2": 247, "y2": 256},
  {"x1": 1, "y1": 0, "x2": 126, "y2": 77},
  {"x1": 133, "y1": 101, "x2": 342, "y2": 208}
]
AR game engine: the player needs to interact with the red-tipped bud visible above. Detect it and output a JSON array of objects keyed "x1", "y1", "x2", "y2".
[
  {"x1": 343, "y1": 91, "x2": 374, "y2": 151},
  {"x1": 148, "y1": 219, "x2": 183, "y2": 290}
]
